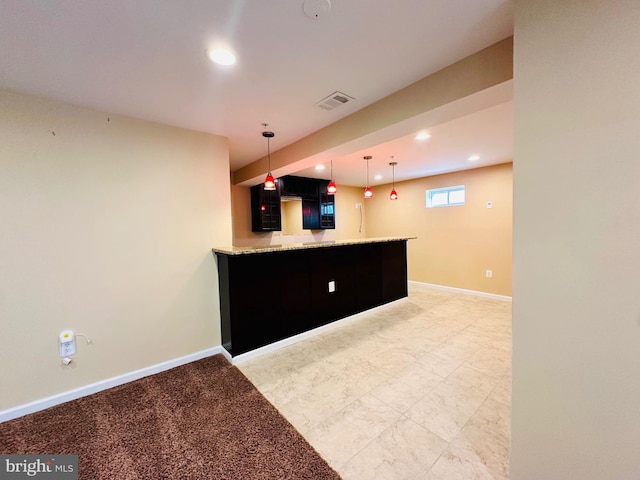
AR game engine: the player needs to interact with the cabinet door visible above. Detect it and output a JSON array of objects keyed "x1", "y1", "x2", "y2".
[
  {"x1": 319, "y1": 190, "x2": 335, "y2": 229},
  {"x1": 381, "y1": 241, "x2": 408, "y2": 302},
  {"x1": 251, "y1": 184, "x2": 281, "y2": 232},
  {"x1": 302, "y1": 197, "x2": 320, "y2": 230},
  {"x1": 227, "y1": 254, "x2": 283, "y2": 355},
  {"x1": 309, "y1": 246, "x2": 356, "y2": 326}
]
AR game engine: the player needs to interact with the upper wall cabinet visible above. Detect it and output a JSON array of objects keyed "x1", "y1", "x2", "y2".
[
  {"x1": 250, "y1": 183, "x2": 281, "y2": 232},
  {"x1": 280, "y1": 175, "x2": 318, "y2": 199},
  {"x1": 251, "y1": 176, "x2": 335, "y2": 232}
]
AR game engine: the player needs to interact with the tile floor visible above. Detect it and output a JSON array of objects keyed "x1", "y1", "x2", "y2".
[{"x1": 238, "y1": 283, "x2": 512, "y2": 479}]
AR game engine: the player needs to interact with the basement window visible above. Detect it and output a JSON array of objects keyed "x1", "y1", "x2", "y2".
[{"x1": 426, "y1": 185, "x2": 465, "y2": 208}]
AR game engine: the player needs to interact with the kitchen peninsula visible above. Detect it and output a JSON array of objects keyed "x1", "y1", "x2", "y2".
[{"x1": 212, "y1": 237, "x2": 414, "y2": 357}]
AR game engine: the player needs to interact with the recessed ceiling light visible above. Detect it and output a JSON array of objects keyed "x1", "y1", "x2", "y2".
[
  {"x1": 206, "y1": 48, "x2": 236, "y2": 66},
  {"x1": 468, "y1": 154, "x2": 480, "y2": 162},
  {"x1": 415, "y1": 132, "x2": 431, "y2": 141},
  {"x1": 315, "y1": 164, "x2": 325, "y2": 171},
  {"x1": 374, "y1": 174, "x2": 383, "y2": 181}
]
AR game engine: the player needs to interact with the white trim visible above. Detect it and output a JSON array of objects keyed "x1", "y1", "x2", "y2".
[
  {"x1": 0, "y1": 346, "x2": 226, "y2": 423},
  {"x1": 408, "y1": 280, "x2": 512, "y2": 302},
  {"x1": 231, "y1": 298, "x2": 408, "y2": 365}
]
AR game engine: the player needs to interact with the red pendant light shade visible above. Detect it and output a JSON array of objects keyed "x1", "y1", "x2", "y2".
[
  {"x1": 264, "y1": 173, "x2": 276, "y2": 190},
  {"x1": 363, "y1": 155, "x2": 373, "y2": 198},
  {"x1": 327, "y1": 159, "x2": 337, "y2": 194},
  {"x1": 389, "y1": 159, "x2": 398, "y2": 200},
  {"x1": 262, "y1": 126, "x2": 276, "y2": 191}
]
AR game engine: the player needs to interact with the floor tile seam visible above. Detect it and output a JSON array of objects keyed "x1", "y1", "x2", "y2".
[
  {"x1": 367, "y1": 381, "x2": 434, "y2": 417},
  {"x1": 461, "y1": 360, "x2": 510, "y2": 382},
  {"x1": 448, "y1": 436, "x2": 511, "y2": 480},
  {"x1": 361, "y1": 413, "x2": 450, "y2": 475},
  {"x1": 440, "y1": 379, "x2": 496, "y2": 407},
  {"x1": 443, "y1": 442, "x2": 509, "y2": 480},
  {"x1": 398, "y1": 368, "x2": 447, "y2": 391},
  {"x1": 445, "y1": 359, "x2": 502, "y2": 386},
  {"x1": 390, "y1": 372, "x2": 445, "y2": 404},
  {"x1": 484, "y1": 385, "x2": 512, "y2": 411},
  {"x1": 447, "y1": 394, "x2": 501, "y2": 451},
  {"x1": 401, "y1": 413, "x2": 452, "y2": 450},
  {"x1": 331, "y1": 420, "x2": 384, "y2": 472}
]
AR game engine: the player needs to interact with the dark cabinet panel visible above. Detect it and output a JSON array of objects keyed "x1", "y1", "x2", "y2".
[
  {"x1": 215, "y1": 240, "x2": 408, "y2": 357},
  {"x1": 302, "y1": 198, "x2": 320, "y2": 230},
  {"x1": 353, "y1": 243, "x2": 382, "y2": 311},
  {"x1": 319, "y1": 184, "x2": 335, "y2": 230},
  {"x1": 381, "y1": 241, "x2": 408, "y2": 302},
  {"x1": 279, "y1": 251, "x2": 312, "y2": 337},
  {"x1": 309, "y1": 246, "x2": 356, "y2": 327},
  {"x1": 226, "y1": 253, "x2": 283, "y2": 353},
  {"x1": 280, "y1": 175, "x2": 318, "y2": 199},
  {"x1": 280, "y1": 176, "x2": 335, "y2": 230},
  {"x1": 251, "y1": 184, "x2": 281, "y2": 232}
]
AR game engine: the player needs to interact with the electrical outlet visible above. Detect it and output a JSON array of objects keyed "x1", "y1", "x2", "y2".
[
  {"x1": 355, "y1": 203, "x2": 362, "y2": 209},
  {"x1": 486, "y1": 269, "x2": 493, "y2": 278},
  {"x1": 59, "y1": 330, "x2": 76, "y2": 357},
  {"x1": 486, "y1": 201, "x2": 493, "y2": 208},
  {"x1": 328, "y1": 280, "x2": 336, "y2": 293}
]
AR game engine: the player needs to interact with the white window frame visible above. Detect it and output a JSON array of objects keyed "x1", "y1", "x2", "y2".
[{"x1": 426, "y1": 185, "x2": 465, "y2": 208}]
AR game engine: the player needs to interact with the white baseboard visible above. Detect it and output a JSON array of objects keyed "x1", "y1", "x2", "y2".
[
  {"x1": 408, "y1": 280, "x2": 512, "y2": 302},
  {"x1": 0, "y1": 346, "x2": 227, "y2": 423},
  {"x1": 231, "y1": 297, "x2": 408, "y2": 366}
]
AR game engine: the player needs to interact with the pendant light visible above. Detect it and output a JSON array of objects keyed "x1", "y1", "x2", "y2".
[
  {"x1": 363, "y1": 155, "x2": 373, "y2": 198},
  {"x1": 389, "y1": 157, "x2": 398, "y2": 200},
  {"x1": 262, "y1": 123, "x2": 276, "y2": 191},
  {"x1": 327, "y1": 160, "x2": 337, "y2": 194}
]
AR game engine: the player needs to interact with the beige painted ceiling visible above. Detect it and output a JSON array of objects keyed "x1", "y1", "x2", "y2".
[{"x1": 0, "y1": 0, "x2": 514, "y2": 186}]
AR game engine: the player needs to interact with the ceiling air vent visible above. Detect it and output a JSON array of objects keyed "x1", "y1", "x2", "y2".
[{"x1": 315, "y1": 91, "x2": 355, "y2": 111}]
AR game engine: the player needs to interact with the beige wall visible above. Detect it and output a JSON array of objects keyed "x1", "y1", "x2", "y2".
[
  {"x1": 512, "y1": 1, "x2": 640, "y2": 479},
  {"x1": 281, "y1": 200, "x2": 303, "y2": 234},
  {"x1": 231, "y1": 184, "x2": 366, "y2": 246},
  {"x1": 366, "y1": 163, "x2": 512, "y2": 296},
  {"x1": 0, "y1": 90, "x2": 232, "y2": 410}
]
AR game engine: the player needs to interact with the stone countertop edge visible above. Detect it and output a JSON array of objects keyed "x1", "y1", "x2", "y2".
[{"x1": 212, "y1": 236, "x2": 417, "y2": 256}]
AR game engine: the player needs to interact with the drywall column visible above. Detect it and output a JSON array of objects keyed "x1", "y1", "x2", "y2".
[{"x1": 512, "y1": 2, "x2": 640, "y2": 479}]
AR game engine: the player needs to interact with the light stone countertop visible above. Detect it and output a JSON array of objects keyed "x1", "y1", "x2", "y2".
[{"x1": 212, "y1": 236, "x2": 416, "y2": 256}]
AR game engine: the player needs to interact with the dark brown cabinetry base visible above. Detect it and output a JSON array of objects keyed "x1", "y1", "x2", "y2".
[{"x1": 214, "y1": 240, "x2": 408, "y2": 357}]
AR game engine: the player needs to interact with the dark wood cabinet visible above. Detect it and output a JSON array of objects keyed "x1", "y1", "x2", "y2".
[
  {"x1": 250, "y1": 183, "x2": 281, "y2": 232},
  {"x1": 319, "y1": 187, "x2": 336, "y2": 229},
  {"x1": 214, "y1": 240, "x2": 409, "y2": 357},
  {"x1": 278, "y1": 175, "x2": 336, "y2": 230}
]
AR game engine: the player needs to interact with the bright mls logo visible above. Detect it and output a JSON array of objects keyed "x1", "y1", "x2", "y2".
[{"x1": 0, "y1": 455, "x2": 77, "y2": 479}]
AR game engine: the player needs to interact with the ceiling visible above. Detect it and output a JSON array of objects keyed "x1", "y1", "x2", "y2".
[{"x1": 0, "y1": 0, "x2": 514, "y2": 187}]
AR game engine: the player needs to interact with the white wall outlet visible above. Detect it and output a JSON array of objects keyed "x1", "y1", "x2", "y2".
[
  {"x1": 486, "y1": 269, "x2": 493, "y2": 278},
  {"x1": 59, "y1": 330, "x2": 76, "y2": 357},
  {"x1": 328, "y1": 280, "x2": 336, "y2": 293},
  {"x1": 486, "y1": 201, "x2": 493, "y2": 208},
  {"x1": 355, "y1": 203, "x2": 362, "y2": 209}
]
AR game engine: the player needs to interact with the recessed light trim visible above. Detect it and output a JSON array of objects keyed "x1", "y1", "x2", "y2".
[
  {"x1": 374, "y1": 174, "x2": 383, "y2": 181},
  {"x1": 315, "y1": 164, "x2": 325, "y2": 171},
  {"x1": 415, "y1": 132, "x2": 431, "y2": 141},
  {"x1": 468, "y1": 154, "x2": 480, "y2": 162},
  {"x1": 206, "y1": 48, "x2": 236, "y2": 66}
]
